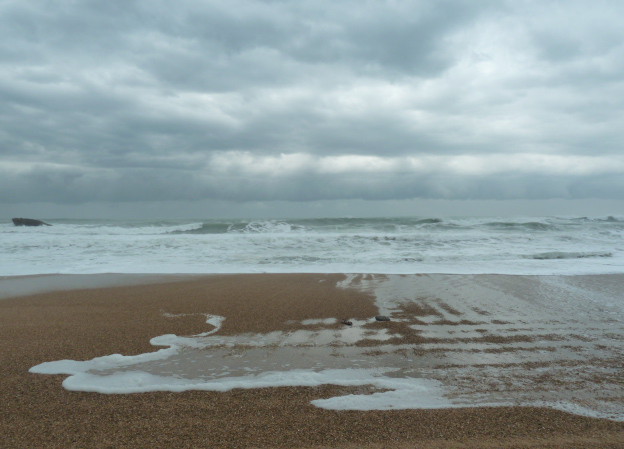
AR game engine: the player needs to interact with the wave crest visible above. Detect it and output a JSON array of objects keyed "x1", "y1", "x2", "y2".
[
  {"x1": 485, "y1": 221, "x2": 553, "y2": 231},
  {"x1": 228, "y1": 221, "x2": 306, "y2": 234},
  {"x1": 170, "y1": 220, "x2": 308, "y2": 235}
]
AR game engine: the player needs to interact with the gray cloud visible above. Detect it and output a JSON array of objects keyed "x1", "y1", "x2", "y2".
[{"x1": 1, "y1": 0, "x2": 624, "y2": 210}]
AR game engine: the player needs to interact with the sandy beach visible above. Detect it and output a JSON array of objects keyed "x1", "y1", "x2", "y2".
[{"x1": 1, "y1": 273, "x2": 622, "y2": 448}]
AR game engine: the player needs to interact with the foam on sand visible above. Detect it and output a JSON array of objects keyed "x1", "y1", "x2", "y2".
[
  {"x1": 31, "y1": 311, "x2": 449, "y2": 408},
  {"x1": 42, "y1": 367, "x2": 452, "y2": 411},
  {"x1": 30, "y1": 274, "x2": 624, "y2": 420}
]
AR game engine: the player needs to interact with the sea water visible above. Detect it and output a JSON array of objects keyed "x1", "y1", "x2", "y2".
[
  {"x1": 7, "y1": 216, "x2": 623, "y2": 420},
  {"x1": 2, "y1": 215, "x2": 624, "y2": 276}
]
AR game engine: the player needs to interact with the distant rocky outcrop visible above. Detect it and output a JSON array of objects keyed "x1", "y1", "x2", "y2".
[{"x1": 12, "y1": 218, "x2": 52, "y2": 226}]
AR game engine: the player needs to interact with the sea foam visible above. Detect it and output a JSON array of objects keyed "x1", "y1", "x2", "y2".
[
  {"x1": 29, "y1": 274, "x2": 624, "y2": 421},
  {"x1": 2, "y1": 216, "x2": 624, "y2": 276}
]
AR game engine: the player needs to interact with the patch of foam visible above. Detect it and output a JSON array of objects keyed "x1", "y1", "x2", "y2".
[
  {"x1": 61, "y1": 368, "x2": 393, "y2": 393},
  {"x1": 301, "y1": 318, "x2": 338, "y2": 325},
  {"x1": 150, "y1": 314, "x2": 225, "y2": 348},
  {"x1": 29, "y1": 347, "x2": 178, "y2": 376},
  {"x1": 311, "y1": 376, "x2": 453, "y2": 410},
  {"x1": 151, "y1": 318, "x2": 396, "y2": 349},
  {"x1": 335, "y1": 274, "x2": 624, "y2": 421},
  {"x1": 283, "y1": 323, "x2": 396, "y2": 345},
  {"x1": 202, "y1": 314, "x2": 225, "y2": 335}
]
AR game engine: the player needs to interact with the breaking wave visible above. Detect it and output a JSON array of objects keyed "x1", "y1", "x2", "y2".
[
  {"x1": 2, "y1": 215, "x2": 623, "y2": 275},
  {"x1": 169, "y1": 220, "x2": 306, "y2": 234},
  {"x1": 167, "y1": 218, "x2": 447, "y2": 235},
  {"x1": 485, "y1": 221, "x2": 554, "y2": 231}
]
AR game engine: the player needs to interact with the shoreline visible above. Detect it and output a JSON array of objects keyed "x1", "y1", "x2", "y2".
[
  {"x1": 2, "y1": 273, "x2": 622, "y2": 448},
  {"x1": 3, "y1": 270, "x2": 623, "y2": 299},
  {"x1": 0, "y1": 273, "x2": 208, "y2": 299}
]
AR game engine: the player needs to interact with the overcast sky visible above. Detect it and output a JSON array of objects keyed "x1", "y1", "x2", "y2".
[{"x1": 2, "y1": 0, "x2": 624, "y2": 218}]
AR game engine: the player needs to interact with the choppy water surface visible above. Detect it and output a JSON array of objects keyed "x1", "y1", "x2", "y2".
[{"x1": 2, "y1": 216, "x2": 624, "y2": 275}]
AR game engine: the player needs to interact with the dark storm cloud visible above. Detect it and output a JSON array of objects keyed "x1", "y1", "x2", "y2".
[{"x1": 1, "y1": 0, "x2": 623, "y2": 206}]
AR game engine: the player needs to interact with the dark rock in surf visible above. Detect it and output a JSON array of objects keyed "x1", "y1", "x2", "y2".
[
  {"x1": 12, "y1": 218, "x2": 52, "y2": 226},
  {"x1": 375, "y1": 315, "x2": 391, "y2": 321},
  {"x1": 341, "y1": 319, "x2": 353, "y2": 326}
]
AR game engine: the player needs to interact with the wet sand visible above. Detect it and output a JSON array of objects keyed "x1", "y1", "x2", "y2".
[{"x1": 1, "y1": 273, "x2": 623, "y2": 448}]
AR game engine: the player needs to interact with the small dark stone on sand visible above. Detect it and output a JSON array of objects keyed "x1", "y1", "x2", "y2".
[{"x1": 375, "y1": 315, "x2": 391, "y2": 321}]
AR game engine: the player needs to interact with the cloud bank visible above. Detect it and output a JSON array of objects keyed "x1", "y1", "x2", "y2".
[{"x1": 1, "y1": 0, "x2": 623, "y2": 207}]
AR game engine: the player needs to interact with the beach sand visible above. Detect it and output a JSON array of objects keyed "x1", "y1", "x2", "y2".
[{"x1": 1, "y1": 273, "x2": 622, "y2": 448}]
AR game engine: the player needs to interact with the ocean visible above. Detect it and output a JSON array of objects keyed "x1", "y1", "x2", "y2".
[{"x1": 2, "y1": 216, "x2": 623, "y2": 276}]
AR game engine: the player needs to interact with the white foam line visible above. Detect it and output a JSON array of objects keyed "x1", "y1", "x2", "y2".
[
  {"x1": 201, "y1": 314, "x2": 225, "y2": 336},
  {"x1": 29, "y1": 347, "x2": 178, "y2": 376},
  {"x1": 311, "y1": 376, "x2": 453, "y2": 410},
  {"x1": 54, "y1": 366, "x2": 454, "y2": 412},
  {"x1": 301, "y1": 318, "x2": 338, "y2": 325}
]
